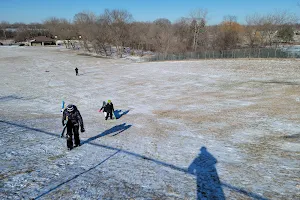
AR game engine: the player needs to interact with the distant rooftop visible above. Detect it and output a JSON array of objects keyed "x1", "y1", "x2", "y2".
[{"x1": 31, "y1": 36, "x2": 55, "y2": 42}]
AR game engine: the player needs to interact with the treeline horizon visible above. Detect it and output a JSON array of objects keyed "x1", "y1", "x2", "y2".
[{"x1": 1, "y1": 9, "x2": 299, "y2": 56}]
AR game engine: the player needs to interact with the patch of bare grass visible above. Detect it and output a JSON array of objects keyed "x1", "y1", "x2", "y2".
[{"x1": 0, "y1": 168, "x2": 35, "y2": 180}]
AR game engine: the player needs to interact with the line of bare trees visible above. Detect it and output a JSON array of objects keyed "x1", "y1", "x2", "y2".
[
  {"x1": 1, "y1": 9, "x2": 299, "y2": 56},
  {"x1": 0, "y1": 21, "x2": 51, "y2": 42}
]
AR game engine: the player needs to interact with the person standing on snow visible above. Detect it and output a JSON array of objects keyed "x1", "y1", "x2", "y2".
[
  {"x1": 105, "y1": 100, "x2": 115, "y2": 120},
  {"x1": 99, "y1": 101, "x2": 108, "y2": 118},
  {"x1": 75, "y1": 67, "x2": 78, "y2": 76},
  {"x1": 62, "y1": 104, "x2": 85, "y2": 150}
]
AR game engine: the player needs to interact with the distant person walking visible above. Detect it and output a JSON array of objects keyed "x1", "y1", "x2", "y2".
[{"x1": 75, "y1": 67, "x2": 78, "y2": 76}]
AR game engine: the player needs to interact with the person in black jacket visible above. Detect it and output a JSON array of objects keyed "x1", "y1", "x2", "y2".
[
  {"x1": 75, "y1": 67, "x2": 78, "y2": 76},
  {"x1": 62, "y1": 104, "x2": 85, "y2": 150},
  {"x1": 105, "y1": 100, "x2": 114, "y2": 120}
]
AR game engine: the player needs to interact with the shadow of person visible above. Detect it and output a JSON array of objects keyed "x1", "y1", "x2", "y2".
[
  {"x1": 81, "y1": 123, "x2": 132, "y2": 145},
  {"x1": 114, "y1": 109, "x2": 130, "y2": 119},
  {"x1": 0, "y1": 120, "x2": 269, "y2": 200},
  {"x1": 188, "y1": 147, "x2": 225, "y2": 200}
]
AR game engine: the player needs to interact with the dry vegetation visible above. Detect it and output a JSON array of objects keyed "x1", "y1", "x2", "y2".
[{"x1": 1, "y1": 9, "x2": 299, "y2": 56}]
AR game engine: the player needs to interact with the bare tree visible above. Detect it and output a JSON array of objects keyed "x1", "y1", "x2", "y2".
[
  {"x1": 128, "y1": 22, "x2": 151, "y2": 55},
  {"x1": 277, "y1": 25, "x2": 294, "y2": 42},
  {"x1": 189, "y1": 9, "x2": 208, "y2": 51},
  {"x1": 43, "y1": 18, "x2": 61, "y2": 37},
  {"x1": 0, "y1": 21, "x2": 9, "y2": 39},
  {"x1": 104, "y1": 9, "x2": 133, "y2": 57},
  {"x1": 251, "y1": 11, "x2": 298, "y2": 46},
  {"x1": 94, "y1": 12, "x2": 114, "y2": 56},
  {"x1": 244, "y1": 14, "x2": 263, "y2": 47},
  {"x1": 73, "y1": 10, "x2": 133, "y2": 57},
  {"x1": 213, "y1": 16, "x2": 243, "y2": 50},
  {"x1": 147, "y1": 18, "x2": 177, "y2": 55},
  {"x1": 38, "y1": 7, "x2": 299, "y2": 57},
  {"x1": 44, "y1": 17, "x2": 77, "y2": 43},
  {"x1": 223, "y1": 15, "x2": 237, "y2": 24},
  {"x1": 173, "y1": 18, "x2": 193, "y2": 52},
  {"x1": 74, "y1": 12, "x2": 98, "y2": 52},
  {"x1": 207, "y1": 25, "x2": 220, "y2": 50}
]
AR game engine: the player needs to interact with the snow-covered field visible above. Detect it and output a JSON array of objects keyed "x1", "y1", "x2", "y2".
[{"x1": 0, "y1": 46, "x2": 299, "y2": 200}]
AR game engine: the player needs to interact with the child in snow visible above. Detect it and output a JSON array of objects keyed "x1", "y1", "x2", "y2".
[
  {"x1": 99, "y1": 100, "x2": 115, "y2": 120},
  {"x1": 62, "y1": 104, "x2": 85, "y2": 150},
  {"x1": 99, "y1": 101, "x2": 107, "y2": 118},
  {"x1": 105, "y1": 100, "x2": 115, "y2": 120}
]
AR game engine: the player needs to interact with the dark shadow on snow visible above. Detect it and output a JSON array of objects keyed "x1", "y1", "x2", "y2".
[
  {"x1": 0, "y1": 95, "x2": 24, "y2": 102},
  {"x1": 81, "y1": 123, "x2": 132, "y2": 145},
  {"x1": 0, "y1": 120, "x2": 269, "y2": 200},
  {"x1": 113, "y1": 109, "x2": 130, "y2": 119},
  {"x1": 188, "y1": 147, "x2": 225, "y2": 200},
  {"x1": 250, "y1": 80, "x2": 300, "y2": 86},
  {"x1": 34, "y1": 150, "x2": 120, "y2": 199},
  {"x1": 0, "y1": 120, "x2": 58, "y2": 138}
]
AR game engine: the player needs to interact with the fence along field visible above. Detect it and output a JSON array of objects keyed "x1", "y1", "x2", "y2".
[{"x1": 147, "y1": 47, "x2": 300, "y2": 61}]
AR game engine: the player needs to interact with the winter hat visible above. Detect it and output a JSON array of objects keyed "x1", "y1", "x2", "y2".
[
  {"x1": 107, "y1": 100, "x2": 111, "y2": 103},
  {"x1": 67, "y1": 104, "x2": 74, "y2": 112}
]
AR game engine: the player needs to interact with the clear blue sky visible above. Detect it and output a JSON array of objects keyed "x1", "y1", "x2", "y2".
[{"x1": 1, "y1": 0, "x2": 299, "y2": 25}]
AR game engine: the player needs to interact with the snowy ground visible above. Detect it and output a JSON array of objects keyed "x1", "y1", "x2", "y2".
[{"x1": 0, "y1": 46, "x2": 299, "y2": 200}]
